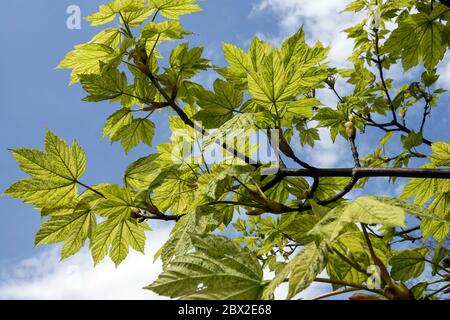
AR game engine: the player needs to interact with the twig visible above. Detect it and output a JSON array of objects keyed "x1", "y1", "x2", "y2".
[{"x1": 311, "y1": 287, "x2": 359, "y2": 300}]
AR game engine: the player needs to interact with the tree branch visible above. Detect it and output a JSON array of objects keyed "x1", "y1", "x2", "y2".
[
  {"x1": 372, "y1": 29, "x2": 432, "y2": 146},
  {"x1": 144, "y1": 70, "x2": 260, "y2": 167},
  {"x1": 278, "y1": 167, "x2": 450, "y2": 179},
  {"x1": 314, "y1": 277, "x2": 383, "y2": 294},
  {"x1": 311, "y1": 287, "x2": 359, "y2": 300}
]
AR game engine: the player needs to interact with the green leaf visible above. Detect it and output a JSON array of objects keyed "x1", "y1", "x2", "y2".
[
  {"x1": 263, "y1": 242, "x2": 327, "y2": 299},
  {"x1": 401, "y1": 176, "x2": 438, "y2": 206},
  {"x1": 420, "y1": 217, "x2": 449, "y2": 242},
  {"x1": 5, "y1": 130, "x2": 86, "y2": 208},
  {"x1": 430, "y1": 141, "x2": 450, "y2": 167},
  {"x1": 89, "y1": 28, "x2": 122, "y2": 48},
  {"x1": 90, "y1": 214, "x2": 148, "y2": 266},
  {"x1": 309, "y1": 197, "x2": 406, "y2": 242},
  {"x1": 279, "y1": 213, "x2": 318, "y2": 245},
  {"x1": 151, "y1": 0, "x2": 202, "y2": 20},
  {"x1": 57, "y1": 44, "x2": 116, "y2": 85},
  {"x1": 121, "y1": 2, "x2": 154, "y2": 27},
  {"x1": 36, "y1": 203, "x2": 96, "y2": 259},
  {"x1": 124, "y1": 154, "x2": 160, "y2": 190},
  {"x1": 390, "y1": 248, "x2": 429, "y2": 281},
  {"x1": 146, "y1": 234, "x2": 264, "y2": 299},
  {"x1": 102, "y1": 108, "x2": 133, "y2": 140},
  {"x1": 152, "y1": 167, "x2": 197, "y2": 214},
  {"x1": 326, "y1": 232, "x2": 391, "y2": 289},
  {"x1": 194, "y1": 79, "x2": 243, "y2": 128},
  {"x1": 218, "y1": 43, "x2": 252, "y2": 88},
  {"x1": 85, "y1": 0, "x2": 151, "y2": 27},
  {"x1": 168, "y1": 43, "x2": 209, "y2": 80},
  {"x1": 94, "y1": 184, "x2": 134, "y2": 217},
  {"x1": 142, "y1": 20, "x2": 191, "y2": 39},
  {"x1": 383, "y1": 7, "x2": 448, "y2": 70},
  {"x1": 299, "y1": 127, "x2": 320, "y2": 147},
  {"x1": 44, "y1": 130, "x2": 86, "y2": 181},
  {"x1": 285, "y1": 97, "x2": 320, "y2": 120},
  {"x1": 79, "y1": 68, "x2": 129, "y2": 102},
  {"x1": 411, "y1": 282, "x2": 428, "y2": 299},
  {"x1": 372, "y1": 197, "x2": 433, "y2": 217},
  {"x1": 112, "y1": 118, "x2": 155, "y2": 153},
  {"x1": 5, "y1": 178, "x2": 77, "y2": 209},
  {"x1": 344, "y1": 196, "x2": 406, "y2": 227},
  {"x1": 154, "y1": 207, "x2": 226, "y2": 268}
]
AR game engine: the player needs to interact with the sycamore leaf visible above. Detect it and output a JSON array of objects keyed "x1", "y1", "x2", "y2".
[
  {"x1": 430, "y1": 141, "x2": 450, "y2": 167},
  {"x1": 5, "y1": 178, "x2": 77, "y2": 209},
  {"x1": 94, "y1": 184, "x2": 134, "y2": 217},
  {"x1": 299, "y1": 127, "x2": 320, "y2": 147},
  {"x1": 376, "y1": 196, "x2": 450, "y2": 242},
  {"x1": 112, "y1": 118, "x2": 155, "y2": 154},
  {"x1": 326, "y1": 232, "x2": 391, "y2": 289},
  {"x1": 89, "y1": 28, "x2": 122, "y2": 48},
  {"x1": 307, "y1": 206, "x2": 348, "y2": 241},
  {"x1": 142, "y1": 20, "x2": 191, "y2": 39},
  {"x1": 152, "y1": 167, "x2": 197, "y2": 214},
  {"x1": 263, "y1": 242, "x2": 327, "y2": 300},
  {"x1": 154, "y1": 207, "x2": 225, "y2": 269},
  {"x1": 400, "y1": 177, "x2": 438, "y2": 206},
  {"x1": 390, "y1": 248, "x2": 429, "y2": 281},
  {"x1": 35, "y1": 203, "x2": 96, "y2": 259},
  {"x1": 124, "y1": 154, "x2": 160, "y2": 190},
  {"x1": 285, "y1": 97, "x2": 320, "y2": 120},
  {"x1": 147, "y1": 234, "x2": 264, "y2": 299},
  {"x1": 344, "y1": 196, "x2": 406, "y2": 227},
  {"x1": 218, "y1": 43, "x2": 252, "y2": 88},
  {"x1": 309, "y1": 197, "x2": 405, "y2": 242},
  {"x1": 279, "y1": 213, "x2": 318, "y2": 245},
  {"x1": 57, "y1": 44, "x2": 116, "y2": 85},
  {"x1": 421, "y1": 218, "x2": 449, "y2": 242},
  {"x1": 194, "y1": 79, "x2": 243, "y2": 128},
  {"x1": 85, "y1": 0, "x2": 147, "y2": 26},
  {"x1": 79, "y1": 68, "x2": 129, "y2": 102},
  {"x1": 151, "y1": 0, "x2": 202, "y2": 20},
  {"x1": 383, "y1": 6, "x2": 449, "y2": 70},
  {"x1": 102, "y1": 108, "x2": 133, "y2": 140},
  {"x1": 168, "y1": 43, "x2": 209, "y2": 80},
  {"x1": 121, "y1": 2, "x2": 154, "y2": 27},
  {"x1": 90, "y1": 214, "x2": 148, "y2": 266},
  {"x1": 5, "y1": 131, "x2": 86, "y2": 208}
]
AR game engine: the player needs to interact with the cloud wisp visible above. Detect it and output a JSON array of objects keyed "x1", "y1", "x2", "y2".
[{"x1": 0, "y1": 227, "x2": 171, "y2": 300}]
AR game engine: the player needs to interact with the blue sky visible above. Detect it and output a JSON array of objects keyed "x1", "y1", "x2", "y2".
[{"x1": 0, "y1": 0, "x2": 448, "y2": 299}]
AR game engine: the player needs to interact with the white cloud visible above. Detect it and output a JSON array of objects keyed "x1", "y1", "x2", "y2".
[
  {"x1": 0, "y1": 227, "x2": 171, "y2": 300},
  {"x1": 437, "y1": 52, "x2": 450, "y2": 91},
  {"x1": 251, "y1": 0, "x2": 361, "y2": 67}
]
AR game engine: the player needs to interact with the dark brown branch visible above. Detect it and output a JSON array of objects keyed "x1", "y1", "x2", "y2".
[
  {"x1": 419, "y1": 100, "x2": 431, "y2": 133},
  {"x1": 349, "y1": 136, "x2": 361, "y2": 167},
  {"x1": 132, "y1": 209, "x2": 184, "y2": 222},
  {"x1": 374, "y1": 28, "x2": 397, "y2": 123},
  {"x1": 314, "y1": 277, "x2": 383, "y2": 294},
  {"x1": 279, "y1": 167, "x2": 450, "y2": 179},
  {"x1": 394, "y1": 225, "x2": 421, "y2": 237},
  {"x1": 371, "y1": 30, "x2": 432, "y2": 146},
  {"x1": 317, "y1": 175, "x2": 358, "y2": 206},
  {"x1": 311, "y1": 287, "x2": 359, "y2": 300}
]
